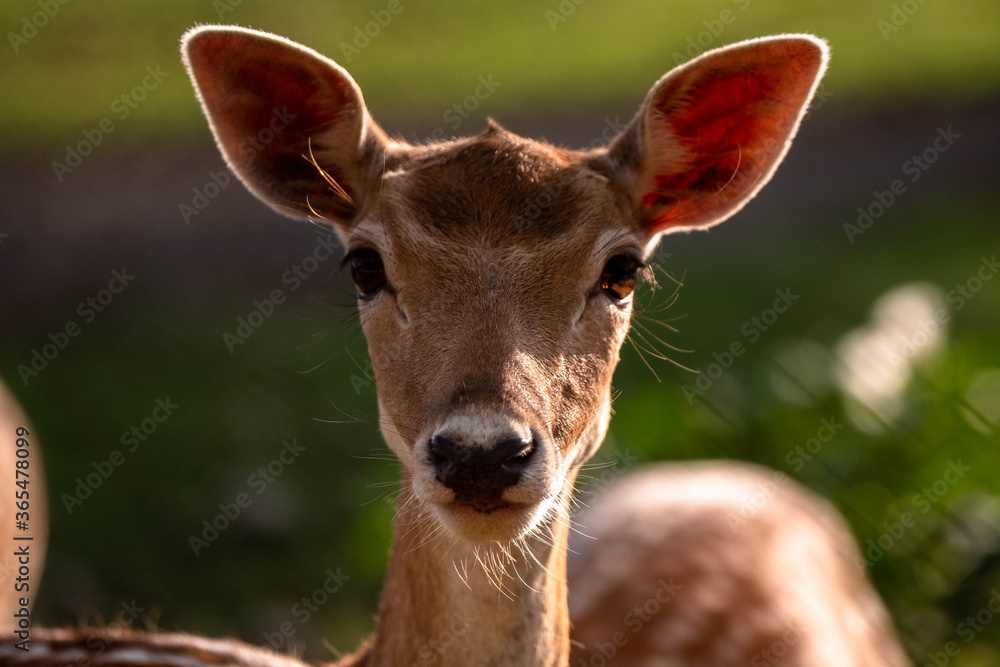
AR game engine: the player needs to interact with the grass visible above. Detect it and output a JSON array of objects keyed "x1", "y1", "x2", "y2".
[{"x1": 1, "y1": 0, "x2": 999, "y2": 146}]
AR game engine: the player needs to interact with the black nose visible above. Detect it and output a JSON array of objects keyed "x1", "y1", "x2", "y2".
[{"x1": 428, "y1": 434, "x2": 536, "y2": 503}]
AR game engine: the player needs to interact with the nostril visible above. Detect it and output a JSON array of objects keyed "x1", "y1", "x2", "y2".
[
  {"x1": 428, "y1": 435, "x2": 461, "y2": 478},
  {"x1": 429, "y1": 435, "x2": 466, "y2": 462},
  {"x1": 496, "y1": 438, "x2": 535, "y2": 474},
  {"x1": 491, "y1": 437, "x2": 532, "y2": 461}
]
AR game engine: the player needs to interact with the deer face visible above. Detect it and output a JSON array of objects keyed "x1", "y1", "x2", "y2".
[
  {"x1": 183, "y1": 27, "x2": 827, "y2": 543},
  {"x1": 343, "y1": 135, "x2": 642, "y2": 540}
]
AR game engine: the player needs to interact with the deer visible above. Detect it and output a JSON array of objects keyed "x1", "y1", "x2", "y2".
[
  {"x1": 0, "y1": 26, "x2": 912, "y2": 667},
  {"x1": 0, "y1": 379, "x2": 47, "y2": 640}
]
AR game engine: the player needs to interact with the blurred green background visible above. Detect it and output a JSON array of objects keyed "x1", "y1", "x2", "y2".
[{"x1": 1, "y1": 0, "x2": 998, "y2": 664}]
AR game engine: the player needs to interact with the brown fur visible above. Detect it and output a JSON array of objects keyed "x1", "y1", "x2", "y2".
[{"x1": 0, "y1": 27, "x2": 912, "y2": 667}]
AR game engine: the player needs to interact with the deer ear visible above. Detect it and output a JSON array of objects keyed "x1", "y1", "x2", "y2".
[
  {"x1": 606, "y1": 35, "x2": 829, "y2": 237},
  {"x1": 182, "y1": 25, "x2": 390, "y2": 224}
]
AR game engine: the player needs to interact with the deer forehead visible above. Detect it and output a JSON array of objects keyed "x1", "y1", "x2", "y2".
[{"x1": 346, "y1": 129, "x2": 641, "y2": 283}]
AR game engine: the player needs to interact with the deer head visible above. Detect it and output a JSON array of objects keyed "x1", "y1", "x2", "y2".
[{"x1": 182, "y1": 26, "x2": 827, "y2": 547}]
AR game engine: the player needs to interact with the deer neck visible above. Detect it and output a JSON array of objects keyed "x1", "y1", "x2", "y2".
[{"x1": 367, "y1": 469, "x2": 573, "y2": 667}]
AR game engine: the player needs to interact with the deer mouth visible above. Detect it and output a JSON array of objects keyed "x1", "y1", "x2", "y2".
[
  {"x1": 429, "y1": 496, "x2": 554, "y2": 543},
  {"x1": 457, "y1": 500, "x2": 512, "y2": 514}
]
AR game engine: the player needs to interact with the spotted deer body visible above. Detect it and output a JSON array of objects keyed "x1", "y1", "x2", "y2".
[
  {"x1": 1, "y1": 26, "x2": 911, "y2": 667},
  {"x1": 567, "y1": 462, "x2": 911, "y2": 666}
]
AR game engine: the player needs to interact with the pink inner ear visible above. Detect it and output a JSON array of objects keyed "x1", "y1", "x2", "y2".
[
  {"x1": 228, "y1": 61, "x2": 353, "y2": 171},
  {"x1": 200, "y1": 46, "x2": 354, "y2": 167},
  {"x1": 641, "y1": 68, "x2": 796, "y2": 232},
  {"x1": 187, "y1": 30, "x2": 366, "y2": 219}
]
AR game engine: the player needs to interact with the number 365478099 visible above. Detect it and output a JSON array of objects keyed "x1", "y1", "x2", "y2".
[{"x1": 14, "y1": 426, "x2": 31, "y2": 523}]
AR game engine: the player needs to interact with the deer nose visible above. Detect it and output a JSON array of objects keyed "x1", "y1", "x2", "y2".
[{"x1": 428, "y1": 434, "x2": 536, "y2": 503}]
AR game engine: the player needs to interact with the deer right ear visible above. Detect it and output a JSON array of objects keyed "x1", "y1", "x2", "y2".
[
  {"x1": 182, "y1": 25, "x2": 390, "y2": 225},
  {"x1": 604, "y1": 35, "x2": 829, "y2": 241}
]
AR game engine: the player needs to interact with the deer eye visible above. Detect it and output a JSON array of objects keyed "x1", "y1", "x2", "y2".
[
  {"x1": 346, "y1": 248, "x2": 387, "y2": 299},
  {"x1": 599, "y1": 254, "x2": 642, "y2": 301}
]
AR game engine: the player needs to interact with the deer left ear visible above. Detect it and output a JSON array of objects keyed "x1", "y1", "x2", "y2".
[
  {"x1": 181, "y1": 25, "x2": 394, "y2": 226},
  {"x1": 604, "y1": 35, "x2": 829, "y2": 238}
]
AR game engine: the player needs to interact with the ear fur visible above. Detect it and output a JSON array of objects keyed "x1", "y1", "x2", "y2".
[
  {"x1": 182, "y1": 25, "x2": 392, "y2": 225},
  {"x1": 604, "y1": 35, "x2": 829, "y2": 238}
]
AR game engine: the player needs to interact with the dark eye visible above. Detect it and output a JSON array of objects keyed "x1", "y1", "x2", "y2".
[
  {"x1": 346, "y1": 248, "x2": 387, "y2": 298},
  {"x1": 599, "y1": 255, "x2": 642, "y2": 301}
]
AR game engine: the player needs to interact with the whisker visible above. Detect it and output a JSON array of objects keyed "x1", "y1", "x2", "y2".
[
  {"x1": 631, "y1": 319, "x2": 693, "y2": 355},
  {"x1": 625, "y1": 332, "x2": 662, "y2": 381}
]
